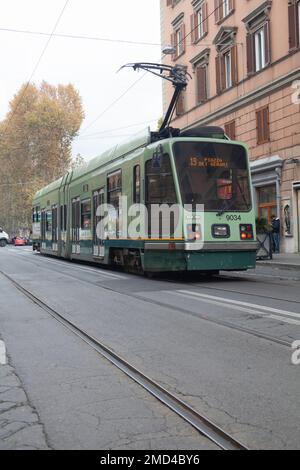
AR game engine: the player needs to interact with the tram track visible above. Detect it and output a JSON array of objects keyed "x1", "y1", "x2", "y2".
[
  {"x1": 0, "y1": 269, "x2": 248, "y2": 451},
  {"x1": 2, "y1": 251, "x2": 295, "y2": 348}
]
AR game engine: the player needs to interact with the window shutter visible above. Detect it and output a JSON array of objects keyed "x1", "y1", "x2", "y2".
[
  {"x1": 263, "y1": 106, "x2": 270, "y2": 142},
  {"x1": 171, "y1": 33, "x2": 176, "y2": 61},
  {"x1": 225, "y1": 121, "x2": 236, "y2": 140},
  {"x1": 181, "y1": 23, "x2": 186, "y2": 54},
  {"x1": 194, "y1": 12, "x2": 199, "y2": 42},
  {"x1": 191, "y1": 14, "x2": 196, "y2": 44},
  {"x1": 166, "y1": 0, "x2": 173, "y2": 6},
  {"x1": 288, "y1": 2, "x2": 298, "y2": 50},
  {"x1": 264, "y1": 21, "x2": 271, "y2": 65},
  {"x1": 229, "y1": 0, "x2": 235, "y2": 12},
  {"x1": 221, "y1": 54, "x2": 226, "y2": 90},
  {"x1": 230, "y1": 45, "x2": 238, "y2": 86},
  {"x1": 246, "y1": 33, "x2": 255, "y2": 75},
  {"x1": 256, "y1": 109, "x2": 263, "y2": 144},
  {"x1": 219, "y1": 0, "x2": 224, "y2": 21},
  {"x1": 214, "y1": 0, "x2": 220, "y2": 23},
  {"x1": 256, "y1": 107, "x2": 270, "y2": 144},
  {"x1": 176, "y1": 91, "x2": 184, "y2": 115},
  {"x1": 215, "y1": 55, "x2": 221, "y2": 94},
  {"x1": 197, "y1": 66, "x2": 207, "y2": 103},
  {"x1": 203, "y1": 2, "x2": 209, "y2": 34}
]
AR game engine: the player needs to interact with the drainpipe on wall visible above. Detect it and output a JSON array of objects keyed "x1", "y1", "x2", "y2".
[{"x1": 275, "y1": 167, "x2": 282, "y2": 218}]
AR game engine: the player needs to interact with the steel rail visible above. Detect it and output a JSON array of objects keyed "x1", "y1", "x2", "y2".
[
  {"x1": 0, "y1": 269, "x2": 248, "y2": 451},
  {"x1": 3, "y1": 252, "x2": 293, "y2": 348}
]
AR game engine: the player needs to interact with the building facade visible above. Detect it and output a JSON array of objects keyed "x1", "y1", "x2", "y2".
[{"x1": 160, "y1": 0, "x2": 300, "y2": 253}]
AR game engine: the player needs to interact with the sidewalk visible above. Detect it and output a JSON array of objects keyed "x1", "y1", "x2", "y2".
[{"x1": 257, "y1": 253, "x2": 300, "y2": 270}]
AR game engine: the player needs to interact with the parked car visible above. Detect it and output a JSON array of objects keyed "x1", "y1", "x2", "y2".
[
  {"x1": 0, "y1": 228, "x2": 10, "y2": 247},
  {"x1": 14, "y1": 237, "x2": 27, "y2": 246}
]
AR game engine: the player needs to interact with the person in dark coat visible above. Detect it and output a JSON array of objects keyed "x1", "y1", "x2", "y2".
[{"x1": 271, "y1": 214, "x2": 280, "y2": 253}]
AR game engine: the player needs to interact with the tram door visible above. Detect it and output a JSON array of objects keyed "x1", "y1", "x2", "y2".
[
  {"x1": 72, "y1": 197, "x2": 80, "y2": 254},
  {"x1": 93, "y1": 189, "x2": 105, "y2": 258}
]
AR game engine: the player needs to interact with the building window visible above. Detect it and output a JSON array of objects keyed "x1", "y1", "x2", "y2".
[
  {"x1": 214, "y1": 0, "x2": 234, "y2": 24},
  {"x1": 254, "y1": 27, "x2": 266, "y2": 72},
  {"x1": 224, "y1": 120, "x2": 236, "y2": 140},
  {"x1": 247, "y1": 23, "x2": 270, "y2": 75},
  {"x1": 171, "y1": 17, "x2": 186, "y2": 60},
  {"x1": 191, "y1": 48, "x2": 210, "y2": 105},
  {"x1": 196, "y1": 65, "x2": 208, "y2": 103},
  {"x1": 215, "y1": 45, "x2": 237, "y2": 93},
  {"x1": 256, "y1": 106, "x2": 270, "y2": 145},
  {"x1": 224, "y1": 51, "x2": 232, "y2": 88},
  {"x1": 243, "y1": 2, "x2": 272, "y2": 76},
  {"x1": 257, "y1": 185, "x2": 277, "y2": 224},
  {"x1": 191, "y1": 2, "x2": 208, "y2": 43},
  {"x1": 289, "y1": 0, "x2": 300, "y2": 50}
]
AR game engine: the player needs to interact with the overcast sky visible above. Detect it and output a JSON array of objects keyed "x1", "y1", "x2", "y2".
[{"x1": 0, "y1": 0, "x2": 163, "y2": 160}]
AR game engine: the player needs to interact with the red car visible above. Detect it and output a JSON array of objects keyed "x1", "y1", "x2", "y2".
[{"x1": 14, "y1": 237, "x2": 27, "y2": 246}]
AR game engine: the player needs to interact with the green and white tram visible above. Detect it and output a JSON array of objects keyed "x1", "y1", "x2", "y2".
[
  {"x1": 32, "y1": 125, "x2": 257, "y2": 274},
  {"x1": 32, "y1": 62, "x2": 257, "y2": 274}
]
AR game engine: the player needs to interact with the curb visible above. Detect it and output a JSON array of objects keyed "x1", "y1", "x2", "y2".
[{"x1": 257, "y1": 261, "x2": 300, "y2": 271}]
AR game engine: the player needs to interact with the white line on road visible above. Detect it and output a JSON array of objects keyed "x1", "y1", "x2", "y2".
[
  {"x1": 0, "y1": 340, "x2": 7, "y2": 365},
  {"x1": 175, "y1": 290, "x2": 300, "y2": 326}
]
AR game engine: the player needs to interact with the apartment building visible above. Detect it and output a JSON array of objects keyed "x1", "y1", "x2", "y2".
[{"x1": 160, "y1": 0, "x2": 300, "y2": 253}]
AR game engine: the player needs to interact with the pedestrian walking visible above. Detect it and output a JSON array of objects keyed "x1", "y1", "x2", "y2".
[{"x1": 271, "y1": 214, "x2": 280, "y2": 253}]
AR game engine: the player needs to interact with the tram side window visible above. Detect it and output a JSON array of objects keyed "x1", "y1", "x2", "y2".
[
  {"x1": 107, "y1": 170, "x2": 122, "y2": 238},
  {"x1": 52, "y1": 206, "x2": 58, "y2": 242},
  {"x1": 81, "y1": 199, "x2": 91, "y2": 231},
  {"x1": 46, "y1": 211, "x2": 52, "y2": 233},
  {"x1": 145, "y1": 154, "x2": 178, "y2": 238},
  {"x1": 145, "y1": 154, "x2": 177, "y2": 205},
  {"x1": 32, "y1": 207, "x2": 40, "y2": 223},
  {"x1": 41, "y1": 210, "x2": 46, "y2": 239},
  {"x1": 133, "y1": 165, "x2": 141, "y2": 204},
  {"x1": 72, "y1": 198, "x2": 80, "y2": 242},
  {"x1": 93, "y1": 190, "x2": 104, "y2": 243}
]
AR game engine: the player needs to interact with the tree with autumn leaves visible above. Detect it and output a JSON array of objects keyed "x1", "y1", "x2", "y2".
[{"x1": 0, "y1": 81, "x2": 85, "y2": 235}]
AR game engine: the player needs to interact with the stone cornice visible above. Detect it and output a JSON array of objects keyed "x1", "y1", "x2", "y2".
[{"x1": 182, "y1": 67, "x2": 300, "y2": 130}]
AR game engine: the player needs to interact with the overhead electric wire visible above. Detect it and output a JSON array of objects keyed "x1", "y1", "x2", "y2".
[
  {"x1": 0, "y1": 27, "x2": 161, "y2": 47},
  {"x1": 78, "y1": 0, "x2": 228, "y2": 136}
]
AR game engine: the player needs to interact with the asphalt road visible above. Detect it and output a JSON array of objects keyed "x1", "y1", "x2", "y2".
[{"x1": 0, "y1": 245, "x2": 299, "y2": 450}]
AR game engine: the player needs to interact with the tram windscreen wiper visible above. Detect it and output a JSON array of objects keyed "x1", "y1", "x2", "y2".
[{"x1": 216, "y1": 200, "x2": 235, "y2": 216}]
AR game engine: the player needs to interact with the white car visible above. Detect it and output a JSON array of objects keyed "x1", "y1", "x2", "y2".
[{"x1": 0, "y1": 229, "x2": 9, "y2": 247}]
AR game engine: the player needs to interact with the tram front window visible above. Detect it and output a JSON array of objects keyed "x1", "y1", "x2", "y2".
[{"x1": 173, "y1": 141, "x2": 252, "y2": 212}]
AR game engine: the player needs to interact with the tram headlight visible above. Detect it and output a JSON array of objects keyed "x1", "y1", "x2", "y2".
[{"x1": 212, "y1": 224, "x2": 230, "y2": 238}]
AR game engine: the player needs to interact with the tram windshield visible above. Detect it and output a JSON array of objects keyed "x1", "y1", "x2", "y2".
[{"x1": 173, "y1": 141, "x2": 252, "y2": 212}]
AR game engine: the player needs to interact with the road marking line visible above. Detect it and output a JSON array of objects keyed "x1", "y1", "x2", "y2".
[
  {"x1": 178, "y1": 290, "x2": 300, "y2": 320},
  {"x1": 175, "y1": 291, "x2": 300, "y2": 326},
  {"x1": 0, "y1": 340, "x2": 7, "y2": 365}
]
